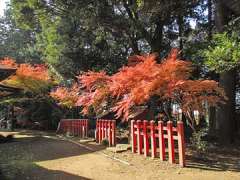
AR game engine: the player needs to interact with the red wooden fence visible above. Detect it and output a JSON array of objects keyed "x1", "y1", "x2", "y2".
[
  {"x1": 57, "y1": 119, "x2": 88, "y2": 138},
  {"x1": 96, "y1": 119, "x2": 116, "y2": 146},
  {"x1": 131, "y1": 120, "x2": 185, "y2": 167}
]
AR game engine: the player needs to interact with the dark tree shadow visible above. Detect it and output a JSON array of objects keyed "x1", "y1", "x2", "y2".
[
  {"x1": 185, "y1": 146, "x2": 240, "y2": 172},
  {"x1": 1, "y1": 166, "x2": 92, "y2": 180},
  {"x1": 0, "y1": 130, "x2": 106, "y2": 180}
]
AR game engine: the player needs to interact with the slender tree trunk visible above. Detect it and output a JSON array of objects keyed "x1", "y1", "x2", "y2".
[{"x1": 214, "y1": 0, "x2": 236, "y2": 144}]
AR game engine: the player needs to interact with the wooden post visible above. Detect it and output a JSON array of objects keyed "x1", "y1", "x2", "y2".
[
  {"x1": 102, "y1": 120, "x2": 105, "y2": 139},
  {"x1": 82, "y1": 121, "x2": 85, "y2": 139},
  {"x1": 83, "y1": 120, "x2": 86, "y2": 138},
  {"x1": 150, "y1": 120, "x2": 156, "y2": 158},
  {"x1": 143, "y1": 120, "x2": 149, "y2": 157},
  {"x1": 78, "y1": 120, "x2": 81, "y2": 136},
  {"x1": 99, "y1": 120, "x2": 103, "y2": 144},
  {"x1": 108, "y1": 121, "x2": 112, "y2": 146},
  {"x1": 177, "y1": 121, "x2": 185, "y2": 167},
  {"x1": 158, "y1": 121, "x2": 165, "y2": 161},
  {"x1": 167, "y1": 121, "x2": 175, "y2": 164},
  {"x1": 82, "y1": 120, "x2": 85, "y2": 138},
  {"x1": 80, "y1": 120, "x2": 83, "y2": 138},
  {"x1": 112, "y1": 120, "x2": 116, "y2": 146},
  {"x1": 105, "y1": 120, "x2": 108, "y2": 139},
  {"x1": 131, "y1": 120, "x2": 137, "y2": 153},
  {"x1": 84, "y1": 119, "x2": 88, "y2": 137},
  {"x1": 137, "y1": 120, "x2": 143, "y2": 154}
]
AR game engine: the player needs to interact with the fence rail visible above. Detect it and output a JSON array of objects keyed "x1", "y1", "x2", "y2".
[
  {"x1": 57, "y1": 119, "x2": 88, "y2": 138},
  {"x1": 131, "y1": 120, "x2": 185, "y2": 167},
  {"x1": 96, "y1": 119, "x2": 116, "y2": 146}
]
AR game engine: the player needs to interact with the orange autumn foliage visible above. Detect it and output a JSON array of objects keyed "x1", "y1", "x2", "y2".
[
  {"x1": 52, "y1": 49, "x2": 226, "y2": 122},
  {"x1": 0, "y1": 58, "x2": 52, "y2": 93},
  {"x1": 0, "y1": 57, "x2": 18, "y2": 68},
  {"x1": 50, "y1": 83, "x2": 80, "y2": 108}
]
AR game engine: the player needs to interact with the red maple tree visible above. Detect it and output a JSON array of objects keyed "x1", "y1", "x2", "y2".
[{"x1": 51, "y1": 49, "x2": 225, "y2": 128}]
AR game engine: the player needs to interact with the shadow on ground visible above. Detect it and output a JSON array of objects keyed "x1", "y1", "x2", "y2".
[
  {"x1": 0, "y1": 167, "x2": 92, "y2": 180},
  {"x1": 0, "y1": 130, "x2": 105, "y2": 180},
  {"x1": 185, "y1": 146, "x2": 240, "y2": 172}
]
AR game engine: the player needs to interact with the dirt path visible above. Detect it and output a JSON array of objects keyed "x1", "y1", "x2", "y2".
[{"x1": 0, "y1": 130, "x2": 240, "y2": 180}]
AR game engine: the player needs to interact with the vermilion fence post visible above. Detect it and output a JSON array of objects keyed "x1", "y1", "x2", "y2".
[
  {"x1": 131, "y1": 120, "x2": 137, "y2": 153},
  {"x1": 86, "y1": 119, "x2": 88, "y2": 137},
  {"x1": 177, "y1": 121, "x2": 185, "y2": 167},
  {"x1": 143, "y1": 120, "x2": 149, "y2": 157},
  {"x1": 158, "y1": 121, "x2": 165, "y2": 161},
  {"x1": 81, "y1": 121, "x2": 85, "y2": 138},
  {"x1": 167, "y1": 121, "x2": 175, "y2": 164},
  {"x1": 150, "y1": 120, "x2": 156, "y2": 158},
  {"x1": 79, "y1": 120, "x2": 82, "y2": 137},
  {"x1": 112, "y1": 120, "x2": 116, "y2": 146},
  {"x1": 85, "y1": 120, "x2": 87, "y2": 138},
  {"x1": 105, "y1": 120, "x2": 107, "y2": 142},
  {"x1": 102, "y1": 120, "x2": 105, "y2": 139},
  {"x1": 99, "y1": 120, "x2": 102, "y2": 143},
  {"x1": 83, "y1": 120, "x2": 86, "y2": 138},
  {"x1": 81, "y1": 120, "x2": 83, "y2": 138},
  {"x1": 105, "y1": 120, "x2": 108, "y2": 139},
  {"x1": 82, "y1": 120, "x2": 84, "y2": 137},
  {"x1": 83, "y1": 120, "x2": 85, "y2": 137},
  {"x1": 137, "y1": 120, "x2": 143, "y2": 154},
  {"x1": 108, "y1": 121, "x2": 112, "y2": 146}
]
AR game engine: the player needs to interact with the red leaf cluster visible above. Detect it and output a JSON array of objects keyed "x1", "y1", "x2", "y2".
[
  {"x1": 50, "y1": 83, "x2": 80, "y2": 108},
  {"x1": 0, "y1": 58, "x2": 52, "y2": 93},
  {"x1": 0, "y1": 57, "x2": 18, "y2": 68},
  {"x1": 51, "y1": 49, "x2": 226, "y2": 121}
]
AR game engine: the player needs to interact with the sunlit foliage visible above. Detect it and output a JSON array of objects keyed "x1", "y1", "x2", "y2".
[
  {"x1": 51, "y1": 49, "x2": 225, "y2": 127},
  {"x1": 0, "y1": 58, "x2": 53, "y2": 93}
]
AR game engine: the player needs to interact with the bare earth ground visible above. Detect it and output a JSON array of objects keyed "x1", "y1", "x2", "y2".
[{"x1": 0, "y1": 130, "x2": 240, "y2": 180}]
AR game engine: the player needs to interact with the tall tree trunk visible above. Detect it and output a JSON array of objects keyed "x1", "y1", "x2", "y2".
[
  {"x1": 216, "y1": 69, "x2": 236, "y2": 143},
  {"x1": 208, "y1": 0, "x2": 216, "y2": 133},
  {"x1": 177, "y1": 14, "x2": 184, "y2": 51},
  {"x1": 208, "y1": 0, "x2": 213, "y2": 41},
  {"x1": 214, "y1": 0, "x2": 236, "y2": 144},
  {"x1": 151, "y1": 21, "x2": 163, "y2": 53}
]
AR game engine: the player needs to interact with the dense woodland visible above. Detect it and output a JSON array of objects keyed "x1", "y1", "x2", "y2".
[{"x1": 0, "y1": 0, "x2": 239, "y2": 148}]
